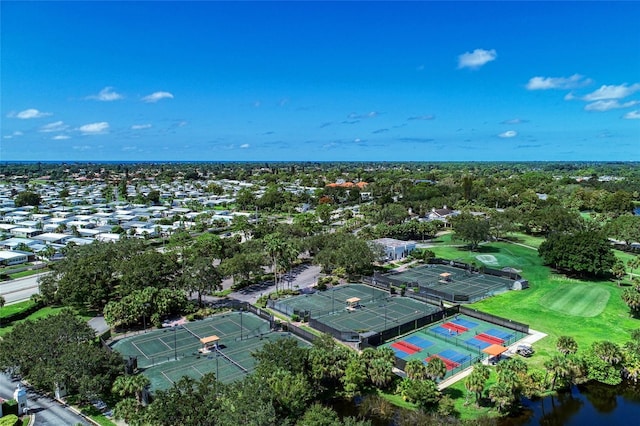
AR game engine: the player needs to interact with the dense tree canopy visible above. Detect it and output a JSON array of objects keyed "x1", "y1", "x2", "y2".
[
  {"x1": 450, "y1": 212, "x2": 491, "y2": 250},
  {"x1": 313, "y1": 232, "x2": 383, "y2": 276},
  {"x1": 538, "y1": 231, "x2": 616, "y2": 277},
  {"x1": 14, "y1": 190, "x2": 41, "y2": 207},
  {"x1": 0, "y1": 310, "x2": 123, "y2": 400}
]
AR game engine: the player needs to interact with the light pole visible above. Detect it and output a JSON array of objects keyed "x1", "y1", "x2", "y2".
[
  {"x1": 142, "y1": 303, "x2": 150, "y2": 333},
  {"x1": 173, "y1": 326, "x2": 179, "y2": 360},
  {"x1": 216, "y1": 351, "x2": 219, "y2": 379}
]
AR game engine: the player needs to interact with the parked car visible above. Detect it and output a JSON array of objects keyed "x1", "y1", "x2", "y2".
[{"x1": 516, "y1": 344, "x2": 534, "y2": 357}]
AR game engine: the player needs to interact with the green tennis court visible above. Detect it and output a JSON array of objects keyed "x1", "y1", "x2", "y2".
[
  {"x1": 112, "y1": 312, "x2": 307, "y2": 390},
  {"x1": 316, "y1": 296, "x2": 441, "y2": 333},
  {"x1": 381, "y1": 264, "x2": 515, "y2": 302},
  {"x1": 273, "y1": 284, "x2": 442, "y2": 335},
  {"x1": 272, "y1": 284, "x2": 390, "y2": 317}
]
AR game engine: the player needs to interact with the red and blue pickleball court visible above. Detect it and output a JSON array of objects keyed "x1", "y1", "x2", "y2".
[{"x1": 385, "y1": 314, "x2": 525, "y2": 378}]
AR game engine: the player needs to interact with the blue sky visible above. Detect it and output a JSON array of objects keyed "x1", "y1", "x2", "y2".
[{"x1": 1, "y1": 1, "x2": 639, "y2": 162}]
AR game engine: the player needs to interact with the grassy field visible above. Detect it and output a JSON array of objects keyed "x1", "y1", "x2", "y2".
[
  {"x1": 9, "y1": 269, "x2": 46, "y2": 279},
  {"x1": 0, "y1": 306, "x2": 95, "y2": 337},
  {"x1": 425, "y1": 235, "x2": 640, "y2": 420},
  {"x1": 428, "y1": 237, "x2": 639, "y2": 373},
  {"x1": 0, "y1": 300, "x2": 37, "y2": 319}
]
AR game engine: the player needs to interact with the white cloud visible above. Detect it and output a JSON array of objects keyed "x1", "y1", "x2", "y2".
[
  {"x1": 142, "y1": 91, "x2": 174, "y2": 103},
  {"x1": 72, "y1": 145, "x2": 92, "y2": 151},
  {"x1": 131, "y1": 124, "x2": 152, "y2": 130},
  {"x1": 240, "y1": 143, "x2": 250, "y2": 149},
  {"x1": 501, "y1": 118, "x2": 528, "y2": 125},
  {"x1": 583, "y1": 83, "x2": 640, "y2": 101},
  {"x1": 457, "y1": 48, "x2": 497, "y2": 69},
  {"x1": 87, "y1": 87, "x2": 123, "y2": 101},
  {"x1": 584, "y1": 100, "x2": 638, "y2": 112},
  {"x1": 623, "y1": 110, "x2": 640, "y2": 119},
  {"x1": 3, "y1": 131, "x2": 23, "y2": 139},
  {"x1": 39, "y1": 121, "x2": 69, "y2": 133},
  {"x1": 498, "y1": 130, "x2": 518, "y2": 138},
  {"x1": 525, "y1": 74, "x2": 591, "y2": 90},
  {"x1": 52, "y1": 135, "x2": 71, "y2": 140},
  {"x1": 9, "y1": 108, "x2": 53, "y2": 119},
  {"x1": 78, "y1": 122, "x2": 109, "y2": 134},
  {"x1": 408, "y1": 115, "x2": 435, "y2": 121}
]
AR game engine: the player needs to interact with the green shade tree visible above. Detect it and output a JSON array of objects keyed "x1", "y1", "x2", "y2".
[
  {"x1": 14, "y1": 191, "x2": 41, "y2": 207},
  {"x1": 538, "y1": 230, "x2": 616, "y2": 277},
  {"x1": 450, "y1": 212, "x2": 491, "y2": 250},
  {"x1": 0, "y1": 310, "x2": 123, "y2": 399}
]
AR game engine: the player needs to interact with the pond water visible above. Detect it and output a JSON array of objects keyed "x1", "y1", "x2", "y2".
[
  {"x1": 336, "y1": 382, "x2": 640, "y2": 425},
  {"x1": 498, "y1": 382, "x2": 640, "y2": 426}
]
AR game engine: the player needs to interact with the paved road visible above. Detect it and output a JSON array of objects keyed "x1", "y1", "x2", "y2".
[
  {"x1": 0, "y1": 374, "x2": 89, "y2": 425},
  {"x1": 0, "y1": 273, "x2": 48, "y2": 304}
]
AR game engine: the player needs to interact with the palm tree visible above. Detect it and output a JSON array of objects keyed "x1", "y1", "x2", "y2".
[
  {"x1": 488, "y1": 381, "x2": 514, "y2": 413},
  {"x1": 557, "y1": 335, "x2": 578, "y2": 356},
  {"x1": 496, "y1": 357, "x2": 527, "y2": 377},
  {"x1": 622, "y1": 287, "x2": 640, "y2": 315},
  {"x1": 404, "y1": 359, "x2": 427, "y2": 381},
  {"x1": 465, "y1": 364, "x2": 490, "y2": 406},
  {"x1": 592, "y1": 340, "x2": 624, "y2": 365},
  {"x1": 425, "y1": 357, "x2": 447, "y2": 381},
  {"x1": 544, "y1": 354, "x2": 572, "y2": 390},
  {"x1": 264, "y1": 233, "x2": 286, "y2": 294},
  {"x1": 368, "y1": 357, "x2": 394, "y2": 388},
  {"x1": 113, "y1": 398, "x2": 143, "y2": 424},
  {"x1": 112, "y1": 374, "x2": 150, "y2": 405},
  {"x1": 628, "y1": 256, "x2": 640, "y2": 280},
  {"x1": 612, "y1": 259, "x2": 626, "y2": 286}
]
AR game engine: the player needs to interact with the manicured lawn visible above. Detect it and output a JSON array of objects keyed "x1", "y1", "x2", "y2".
[
  {"x1": 0, "y1": 306, "x2": 94, "y2": 337},
  {"x1": 501, "y1": 232, "x2": 545, "y2": 249},
  {"x1": 0, "y1": 300, "x2": 37, "y2": 319},
  {"x1": 430, "y1": 240, "x2": 540, "y2": 270},
  {"x1": 614, "y1": 249, "x2": 640, "y2": 277},
  {"x1": 9, "y1": 269, "x2": 46, "y2": 279},
  {"x1": 538, "y1": 283, "x2": 610, "y2": 317},
  {"x1": 429, "y1": 236, "x2": 640, "y2": 375},
  {"x1": 80, "y1": 405, "x2": 117, "y2": 426}
]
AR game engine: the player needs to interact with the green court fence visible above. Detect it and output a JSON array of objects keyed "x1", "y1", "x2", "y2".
[
  {"x1": 367, "y1": 258, "x2": 522, "y2": 304},
  {"x1": 283, "y1": 322, "x2": 319, "y2": 343},
  {"x1": 308, "y1": 318, "x2": 361, "y2": 342},
  {"x1": 460, "y1": 306, "x2": 529, "y2": 334},
  {"x1": 361, "y1": 274, "x2": 391, "y2": 290}
]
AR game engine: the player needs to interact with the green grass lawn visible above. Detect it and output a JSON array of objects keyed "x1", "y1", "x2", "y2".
[
  {"x1": 537, "y1": 282, "x2": 610, "y2": 317},
  {"x1": 428, "y1": 237, "x2": 639, "y2": 373},
  {"x1": 0, "y1": 306, "x2": 95, "y2": 337},
  {"x1": 501, "y1": 232, "x2": 545, "y2": 249},
  {"x1": 0, "y1": 300, "x2": 37, "y2": 319},
  {"x1": 460, "y1": 245, "x2": 637, "y2": 372},
  {"x1": 9, "y1": 269, "x2": 47, "y2": 279}
]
